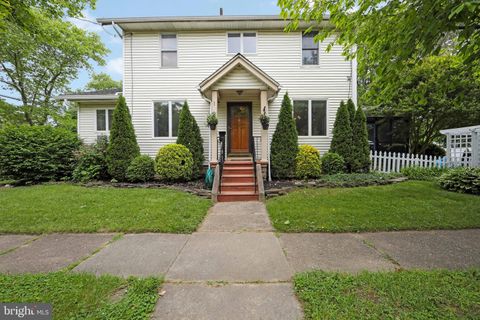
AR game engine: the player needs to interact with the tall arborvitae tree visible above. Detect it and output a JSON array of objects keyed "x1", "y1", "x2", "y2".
[
  {"x1": 351, "y1": 105, "x2": 371, "y2": 172},
  {"x1": 270, "y1": 92, "x2": 298, "y2": 179},
  {"x1": 176, "y1": 101, "x2": 204, "y2": 177},
  {"x1": 106, "y1": 95, "x2": 140, "y2": 181},
  {"x1": 346, "y1": 99, "x2": 356, "y2": 127},
  {"x1": 329, "y1": 100, "x2": 353, "y2": 172}
]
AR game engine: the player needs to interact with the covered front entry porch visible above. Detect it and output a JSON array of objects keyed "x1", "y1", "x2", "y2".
[{"x1": 198, "y1": 54, "x2": 280, "y2": 170}]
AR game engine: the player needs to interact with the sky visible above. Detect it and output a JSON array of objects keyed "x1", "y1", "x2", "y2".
[{"x1": 1, "y1": 0, "x2": 280, "y2": 104}]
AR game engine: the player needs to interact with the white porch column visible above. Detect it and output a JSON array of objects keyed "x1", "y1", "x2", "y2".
[
  {"x1": 210, "y1": 90, "x2": 219, "y2": 163},
  {"x1": 260, "y1": 90, "x2": 268, "y2": 162}
]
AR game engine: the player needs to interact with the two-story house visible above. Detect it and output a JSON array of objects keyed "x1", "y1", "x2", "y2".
[{"x1": 59, "y1": 14, "x2": 357, "y2": 201}]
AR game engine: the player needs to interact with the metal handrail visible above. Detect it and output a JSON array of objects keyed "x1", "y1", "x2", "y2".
[
  {"x1": 250, "y1": 135, "x2": 257, "y2": 194},
  {"x1": 218, "y1": 134, "x2": 226, "y2": 193}
]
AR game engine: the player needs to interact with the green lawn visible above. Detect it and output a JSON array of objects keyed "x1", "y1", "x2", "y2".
[
  {"x1": 267, "y1": 181, "x2": 480, "y2": 232},
  {"x1": 0, "y1": 184, "x2": 212, "y2": 233},
  {"x1": 294, "y1": 270, "x2": 480, "y2": 319},
  {"x1": 0, "y1": 272, "x2": 161, "y2": 319}
]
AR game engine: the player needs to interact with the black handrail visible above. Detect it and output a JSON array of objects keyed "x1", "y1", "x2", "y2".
[
  {"x1": 250, "y1": 135, "x2": 257, "y2": 194},
  {"x1": 218, "y1": 132, "x2": 226, "y2": 193}
]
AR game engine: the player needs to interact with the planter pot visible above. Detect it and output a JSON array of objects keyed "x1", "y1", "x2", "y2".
[
  {"x1": 209, "y1": 124, "x2": 217, "y2": 130},
  {"x1": 261, "y1": 124, "x2": 269, "y2": 130}
]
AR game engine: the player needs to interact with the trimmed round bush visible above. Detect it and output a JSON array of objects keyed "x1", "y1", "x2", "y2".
[
  {"x1": 72, "y1": 136, "x2": 110, "y2": 183},
  {"x1": 438, "y1": 167, "x2": 480, "y2": 195},
  {"x1": 0, "y1": 125, "x2": 80, "y2": 182},
  {"x1": 295, "y1": 145, "x2": 321, "y2": 179},
  {"x1": 155, "y1": 144, "x2": 194, "y2": 181},
  {"x1": 126, "y1": 155, "x2": 156, "y2": 182},
  {"x1": 321, "y1": 152, "x2": 345, "y2": 174}
]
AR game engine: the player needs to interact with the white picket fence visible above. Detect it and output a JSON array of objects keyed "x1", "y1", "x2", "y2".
[{"x1": 370, "y1": 150, "x2": 447, "y2": 173}]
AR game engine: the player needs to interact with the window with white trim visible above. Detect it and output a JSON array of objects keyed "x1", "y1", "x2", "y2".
[
  {"x1": 96, "y1": 109, "x2": 114, "y2": 132},
  {"x1": 154, "y1": 101, "x2": 182, "y2": 137},
  {"x1": 227, "y1": 32, "x2": 256, "y2": 54},
  {"x1": 294, "y1": 100, "x2": 327, "y2": 136},
  {"x1": 302, "y1": 32, "x2": 319, "y2": 65},
  {"x1": 161, "y1": 34, "x2": 177, "y2": 67}
]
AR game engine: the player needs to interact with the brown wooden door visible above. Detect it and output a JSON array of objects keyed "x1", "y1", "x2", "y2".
[{"x1": 229, "y1": 104, "x2": 250, "y2": 153}]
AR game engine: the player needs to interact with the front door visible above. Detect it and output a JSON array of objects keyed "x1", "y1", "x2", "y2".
[{"x1": 228, "y1": 103, "x2": 252, "y2": 154}]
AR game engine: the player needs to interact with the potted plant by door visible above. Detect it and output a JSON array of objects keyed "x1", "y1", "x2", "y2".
[
  {"x1": 259, "y1": 107, "x2": 270, "y2": 130},
  {"x1": 207, "y1": 112, "x2": 218, "y2": 130}
]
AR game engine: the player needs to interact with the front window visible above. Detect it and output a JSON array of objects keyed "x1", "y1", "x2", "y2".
[
  {"x1": 294, "y1": 100, "x2": 327, "y2": 136},
  {"x1": 154, "y1": 101, "x2": 183, "y2": 137},
  {"x1": 161, "y1": 34, "x2": 177, "y2": 67},
  {"x1": 302, "y1": 32, "x2": 319, "y2": 65},
  {"x1": 227, "y1": 32, "x2": 256, "y2": 54},
  {"x1": 96, "y1": 109, "x2": 114, "y2": 132}
]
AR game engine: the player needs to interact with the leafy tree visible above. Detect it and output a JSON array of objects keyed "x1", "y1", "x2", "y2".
[
  {"x1": 0, "y1": 0, "x2": 95, "y2": 31},
  {"x1": 85, "y1": 73, "x2": 122, "y2": 91},
  {"x1": 329, "y1": 101, "x2": 352, "y2": 172},
  {"x1": 271, "y1": 92, "x2": 298, "y2": 179},
  {"x1": 351, "y1": 105, "x2": 370, "y2": 173},
  {"x1": 176, "y1": 101, "x2": 204, "y2": 177},
  {"x1": 0, "y1": 11, "x2": 108, "y2": 125},
  {"x1": 372, "y1": 56, "x2": 480, "y2": 154},
  {"x1": 279, "y1": 0, "x2": 480, "y2": 101},
  {"x1": 0, "y1": 100, "x2": 24, "y2": 128},
  {"x1": 106, "y1": 95, "x2": 140, "y2": 181}
]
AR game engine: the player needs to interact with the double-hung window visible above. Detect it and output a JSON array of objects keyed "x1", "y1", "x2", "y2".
[
  {"x1": 227, "y1": 32, "x2": 256, "y2": 54},
  {"x1": 153, "y1": 101, "x2": 182, "y2": 137},
  {"x1": 161, "y1": 34, "x2": 177, "y2": 67},
  {"x1": 96, "y1": 109, "x2": 114, "y2": 133},
  {"x1": 302, "y1": 32, "x2": 319, "y2": 65},
  {"x1": 293, "y1": 100, "x2": 327, "y2": 136}
]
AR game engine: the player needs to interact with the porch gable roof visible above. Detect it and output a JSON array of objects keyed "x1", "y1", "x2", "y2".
[{"x1": 198, "y1": 53, "x2": 280, "y2": 95}]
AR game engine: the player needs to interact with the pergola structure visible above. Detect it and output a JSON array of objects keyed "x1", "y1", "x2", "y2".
[{"x1": 440, "y1": 125, "x2": 480, "y2": 168}]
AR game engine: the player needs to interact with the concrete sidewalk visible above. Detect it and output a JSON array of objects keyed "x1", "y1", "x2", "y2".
[{"x1": 1, "y1": 201, "x2": 479, "y2": 319}]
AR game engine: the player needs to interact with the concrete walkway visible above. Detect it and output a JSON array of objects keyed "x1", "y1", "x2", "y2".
[{"x1": 1, "y1": 202, "x2": 479, "y2": 319}]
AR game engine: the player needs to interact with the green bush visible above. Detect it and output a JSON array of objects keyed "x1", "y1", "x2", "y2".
[
  {"x1": 317, "y1": 172, "x2": 402, "y2": 187},
  {"x1": 155, "y1": 144, "x2": 194, "y2": 181},
  {"x1": 400, "y1": 166, "x2": 447, "y2": 181},
  {"x1": 72, "y1": 136, "x2": 109, "y2": 182},
  {"x1": 321, "y1": 152, "x2": 345, "y2": 174},
  {"x1": 295, "y1": 145, "x2": 321, "y2": 179},
  {"x1": 351, "y1": 103, "x2": 371, "y2": 173},
  {"x1": 330, "y1": 101, "x2": 353, "y2": 172},
  {"x1": 422, "y1": 143, "x2": 446, "y2": 157},
  {"x1": 176, "y1": 101, "x2": 204, "y2": 177},
  {"x1": 126, "y1": 155, "x2": 156, "y2": 182},
  {"x1": 107, "y1": 95, "x2": 140, "y2": 181},
  {"x1": 271, "y1": 92, "x2": 298, "y2": 179},
  {"x1": 0, "y1": 125, "x2": 80, "y2": 182},
  {"x1": 438, "y1": 167, "x2": 480, "y2": 195}
]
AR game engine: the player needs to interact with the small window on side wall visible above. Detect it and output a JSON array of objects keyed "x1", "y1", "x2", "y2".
[
  {"x1": 227, "y1": 32, "x2": 256, "y2": 54},
  {"x1": 161, "y1": 34, "x2": 177, "y2": 67},
  {"x1": 302, "y1": 32, "x2": 319, "y2": 65},
  {"x1": 96, "y1": 109, "x2": 114, "y2": 132},
  {"x1": 293, "y1": 100, "x2": 327, "y2": 136}
]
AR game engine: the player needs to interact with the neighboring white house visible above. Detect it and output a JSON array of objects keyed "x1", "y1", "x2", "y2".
[{"x1": 58, "y1": 14, "x2": 357, "y2": 170}]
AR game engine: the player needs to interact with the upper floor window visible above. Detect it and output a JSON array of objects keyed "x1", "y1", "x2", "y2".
[
  {"x1": 154, "y1": 101, "x2": 182, "y2": 137},
  {"x1": 161, "y1": 34, "x2": 177, "y2": 67},
  {"x1": 293, "y1": 100, "x2": 327, "y2": 136},
  {"x1": 302, "y1": 32, "x2": 318, "y2": 65},
  {"x1": 227, "y1": 32, "x2": 256, "y2": 54},
  {"x1": 96, "y1": 109, "x2": 114, "y2": 132}
]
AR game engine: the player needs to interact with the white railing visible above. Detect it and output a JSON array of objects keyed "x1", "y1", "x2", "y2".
[{"x1": 370, "y1": 150, "x2": 447, "y2": 173}]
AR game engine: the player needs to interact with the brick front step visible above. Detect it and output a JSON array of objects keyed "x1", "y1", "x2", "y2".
[
  {"x1": 221, "y1": 174, "x2": 255, "y2": 184},
  {"x1": 220, "y1": 182, "x2": 257, "y2": 192},
  {"x1": 217, "y1": 191, "x2": 259, "y2": 202}
]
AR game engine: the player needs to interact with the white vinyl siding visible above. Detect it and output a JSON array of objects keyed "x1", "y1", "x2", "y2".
[{"x1": 122, "y1": 30, "x2": 353, "y2": 159}]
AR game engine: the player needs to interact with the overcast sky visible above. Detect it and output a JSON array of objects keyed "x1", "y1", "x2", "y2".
[{"x1": 0, "y1": 0, "x2": 280, "y2": 104}]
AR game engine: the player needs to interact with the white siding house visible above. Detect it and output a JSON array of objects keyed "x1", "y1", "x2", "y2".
[{"x1": 59, "y1": 15, "x2": 356, "y2": 170}]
